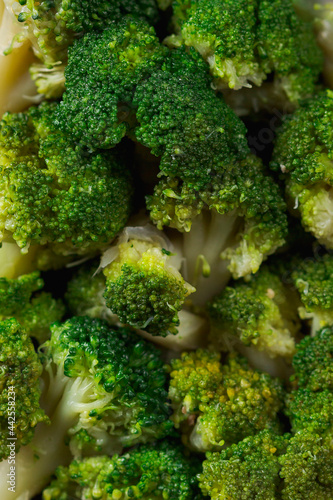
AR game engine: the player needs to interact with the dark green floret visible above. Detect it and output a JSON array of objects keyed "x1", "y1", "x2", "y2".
[
  {"x1": 279, "y1": 430, "x2": 333, "y2": 500},
  {"x1": 55, "y1": 17, "x2": 166, "y2": 149},
  {"x1": 271, "y1": 90, "x2": 333, "y2": 249},
  {"x1": 42, "y1": 440, "x2": 201, "y2": 500},
  {"x1": 0, "y1": 271, "x2": 65, "y2": 343},
  {"x1": 168, "y1": 350, "x2": 285, "y2": 451},
  {"x1": 208, "y1": 264, "x2": 300, "y2": 360},
  {"x1": 0, "y1": 102, "x2": 133, "y2": 257},
  {"x1": 0, "y1": 318, "x2": 48, "y2": 460},
  {"x1": 166, "y1": 0, "x2": 322, "y2": 103},
  {"x1": 199, "y1": 430, "x2": 288, "y2": 500}
]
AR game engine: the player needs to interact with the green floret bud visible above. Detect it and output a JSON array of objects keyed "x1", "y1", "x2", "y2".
[
  {"x1": 166, "y1": 0, "x2": 322, "y2": 103},
  {"x1": 291, "y1": 254, "x2": 333, "y2": 334},
  {"x1": 291, "y1": 325, "x2": 333, "y2": 392},
  {"x1": 271, "y1": 90, "x2": 333, "y2": 249},
  {"x1": 279, "y1": 430, "x2": 333, "y2": 500},
  {"x1": 208, "y1": 264, "x2": 300, "y2": 360},
  {"x1": 43, "y1": 440, "x2": 201, "y2": 500},
  {"x1": 0, "y1": 271, "x2": 65, "y2": 343},
  {"x1": 0, "y1": 103, "x2": 133, "y2": 256},
  {"x1": 286, "y1": 388, "x2": 333, "y2": 435},
  {"x1": 55, "y1": 16, "x2": 167, "y2": 149},
  {"x1": 103, "y1": 236, "x2": 195, "y2": 336},
  {"x1": 169, "y1": 350, "x2": 285, "y2": 451},
  {"x1": 199, "y1": 430, "x2": 288, "y2": 500},
  {"x1": 43, "y1": 316, "x2": 173, "y2": 454},
  {"x1": 0, "y1": 318, "x2": 48, "y2": 460},
  {"x1": 65, "y1": 260, "x2": 117, "y2": 323}
]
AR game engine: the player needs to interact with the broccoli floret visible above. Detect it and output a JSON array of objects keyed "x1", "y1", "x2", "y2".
[
  {"x1": 208, "y1": 264, "x2": 300, "y2": 362},
  {"x1": 4, "y1": 0, "x2": 160, "y2": 98},
  {"x1": 43, "y1": 440, "x2": 201, "y2": 500},
  {"x1": 102, "y1": 231, "x2": 195, "y2": 336},
  {"x1": 66, "y1": 258, "x2": 208, "y2": 351},
  {"x1": 0, "y1": 316, "x2": 173, "y2": 499},
  {"x1": 279, "y1": 430, "x2": 333, "y2": 500},
  {"x1": 0, "y1": 318, "x2": 47, "y2": 460},
  {"x1": 166, "y1": 0, "x2": 322, "y2": 104},
  {"x1": 199, "y1": 430, "x2": 288, "y2": 500},
  {"x1": 286, "y1": 387, "x2": 333, "y2": 435},
  {"x1": 291, "y1": 254, "x2": 333, "y2": 334},
  {"x1": 0, "y1": 102, "x2": 133, "y2": 258},
  {"x1": 55, "y1": 17, "x2": 166, "y2": 149},
  {"x1": 134, "y1": 49, "x2": 287, "y2": 288},
  {"x1": 168, "y1": 350, "x2": 285, "y2": 451},
  {"x1": 271, "y1": 90, "x2": 333, "y2": 250},
  {"x1": 0, "y1": 271, "x2": 65, "y2": 343}
]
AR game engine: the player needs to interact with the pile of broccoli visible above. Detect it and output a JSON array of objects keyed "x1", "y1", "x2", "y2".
[{"x1": 1, "y1": 0, "x2": 333, "y2": 499}]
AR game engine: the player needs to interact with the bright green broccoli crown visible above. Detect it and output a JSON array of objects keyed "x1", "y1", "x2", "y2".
[
  {"x1": 291, "y1": 326, "x2": 333, "y2": 392},
  {"x1": 169, "y1": 351, "x2": 285, "y2": 451},
  {"x1": 0, "y1": 103, "x2": 133, "y2": 254},
  {"x1": 147, "y1": 155, "x2": 288, "y2": 279},
  {"x1": 43, "y1": 440, "x2": 201, "y2": 500},
  {"x1": 44, "y1": 316, "x2": 173, "y2": 451},
  {"x1": 0, "y1": 271, "x2": 65, "y2": 343},
  {"x1": 291, "y1": 254, "x2": 333, "y2": 330},
  {"x1": 167, "y1": 0, "x2": 322, "y2": 100},
  {"x1": 55, "y1": 16, "x2": 166, "y2": 149},
  {"x1": 199, "y1": 430, "x2": 288, "y2": 500},
  {"x1": 103, "y1": 238, "x2": 195, "y2": 336},
  {"x1": 0, "y1": 318, "x2": 48, "y2": 460},
  {"x1": 286, "y1": 388, "x2": 333, "y2": 435},
  {"x1": 271, "y1": 90, "x2": 333, "y2": 249},
  {"x1": 279, "y1": 430, "x2": 333, "y2": 500},
  {"x1": 6, "y1": 0, "x2": 159, "y2": 67},
  {"x1": 208, "y1": 265, "x2": 299, "y2": 359},
  {"x1": 65, "y1": 260, "x2": 114, "y2": 322}
]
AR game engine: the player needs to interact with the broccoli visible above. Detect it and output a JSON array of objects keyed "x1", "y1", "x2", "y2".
[
  {"x1": 0, "y1": 271, "x2": 65, "y2": 343},
  {"x1": 66, "y1": 257, "x2": 208, "y2": 351},
  {"x1": 199, "y1": 430, "x2": 288, "y2": 500},
  {"x1": 290, "y1": 254, "x2": 333, "y2": 334},
  {"x1": 55, "y1": 17, "x2": 167, "y2": 149},
  {"x1": 271, "y1": 90, "x2": 333, "y2": 250},
  {"x1": 0, "y1": 241, "x2": 39, "y2": 279},
  {"x1": 165, "y1": 0, "x2": 322, "y2": 104},
  {"x1": 208, "y1": 264, "x2": 300, "y2": 364},
  {"x1": 168, "y1": 350, "x2": 285, "y2": 451},
  {"x1": 4, "y1": 0, "x2": 160, "y2": 98},
  {"x1": 279, "y1": 430, "x2": 333, "y2": 500},
  {"x1": 0, "y1": 102, "x2": 133, "y2": 259},
  {"x1": 0, "y1": 318, "x2": 47, "y2": 461},
  {"x1": 43, "y1": 440, "x2": 201, "y2": 500},
  {"x1": 134, "y1": 49, "x2": 288, "y2": 292},
  {"x1": 0, "y1": 316, "x2": 173, "y2": 499},
  {"x1": 102, "y1": 225, "x2": 195, "y2": 336}
]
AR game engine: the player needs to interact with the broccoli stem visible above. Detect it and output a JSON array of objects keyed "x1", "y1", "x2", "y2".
[
  {"x1": 0, "y1": 241, "x2": 38, "y2": 278},
  {"x1": 182, "y1": 211, "x2": 238, "y2": 305}
]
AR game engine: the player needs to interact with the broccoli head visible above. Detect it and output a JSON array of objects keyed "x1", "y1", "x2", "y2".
[
  {"x1": 199, "y1": 430, "x2": 288, "y2": 500},
  {"x1": 0, "y1": 102, "x2": 133, "y2": 258},
  {"x1": 279, "y1": 430, "x2": 333, "y2": 500},
  {"x1": 43, "y1": 440, "x2": 201, "y2": 500},
  {"x1": 0, "y1": 318, "x2": 47, "y2": 460},
  {"x1": 55, "y1": 16, "x2": 166, "y2": 149},
  {"x1": 102, "y1": 227, "x2": 195, "y2": 336},
  {"x1": 166, "y1": 0, "x2": 322, "y2": 103},
  {"x1": 0, "y1": 271, "x2": 65, "y2": 343},
  {"x1": 0, "y1": 316, "x2": 173, "y2": 499},
  {"x1": 291, "y1": 325, "x2": 333, "y2": 391},
  {"x1": 286, "y1": 387, "x2": 333, "y2": 435},
  {"x1": 291, "y1": 254, "x2": 333, "y2": 334},
  {"x1": 135, "y1": 49, "x2": 287, "y2": 285},
  {"x1": 168, "y1": 350, "x2": 285, "y2": 451},
  {"x1": 208, "y1": 264, "x2": 300, "y2": 361},
  {"x1": 271, "y1": 90, "x2": 333, "y2": 250}
]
